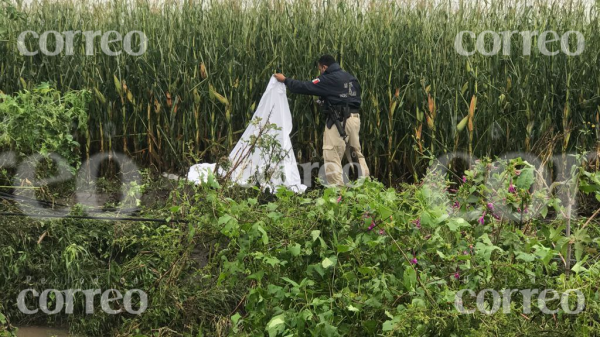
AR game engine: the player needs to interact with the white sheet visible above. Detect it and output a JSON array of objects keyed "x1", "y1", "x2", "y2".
[{"x1": 187, "y1": 77, "x2": 307, "y2": 193}]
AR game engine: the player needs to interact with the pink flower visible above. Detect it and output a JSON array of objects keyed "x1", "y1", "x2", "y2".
[
  {"x1": 478, "y1": 211, "x2": 486, "y2": 225},
  {"x1": 515, "y1": 170, "x2": 521, "y2": 176},
  {"x1": 379, "y1": 229, "x2": 385, "y2": 235},
  {"x1": 414, "y1": 218, "x2": 421, "y2": 229},
  {"x1": 368, "y1": 221, "x2": 376, "y2": 231},
  {"x1": 462, "y1": 176, "x2": 467, "y2": 183},
  {"x1": 410, "y1": 258, "x2": 418, "y2": 265},
  {"x1": 337, "y1": 196, "x2": 342, "y2": 203},
  {"x1": 454, "y1": 272, "x2": 460, "y2": 280},
  {"x1": 487, "y1": 202, "x2": 494, "y2": 211},
  {"x1": 463, "y1": 250, "x2": 468, "y2": 255},
  {"x1": 493, "y1": 213, "x2": 501, "y2": 220},
  {"x1": 508, "y1": 183, "x2": 516, "y2": 193}
]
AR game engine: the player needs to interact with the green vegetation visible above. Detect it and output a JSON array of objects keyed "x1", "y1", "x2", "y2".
[
  {"x1": 1, "y1": 0, "x2": 600, "y2": 336},
  {"x1": 0, "y1": 157, "x2": 599, "y2": 336},
  {"x1": 0, "y1": 83, "x2": 90, "y2": 172}
]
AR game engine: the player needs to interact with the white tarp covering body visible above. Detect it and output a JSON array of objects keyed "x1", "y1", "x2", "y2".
[
  {"x1": 187, "y1": 77, "x2": 307, "y2": 193},
  {"x1": 187, "y1": 163, "x2": 220, "y2": 184}
]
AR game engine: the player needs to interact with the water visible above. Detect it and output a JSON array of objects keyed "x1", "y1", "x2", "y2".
[{"x1": 16, "y1": 327, "x2": 71, "y2": 337}]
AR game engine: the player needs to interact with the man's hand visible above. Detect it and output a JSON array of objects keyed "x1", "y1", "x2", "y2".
[{"x1": 274, "y1": 73, "x2": 286, "y2": 82}]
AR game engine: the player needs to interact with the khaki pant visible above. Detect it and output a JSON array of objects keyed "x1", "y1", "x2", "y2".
[{"x1": 322, "y1": 114, "x2": 370, "y2": 186}]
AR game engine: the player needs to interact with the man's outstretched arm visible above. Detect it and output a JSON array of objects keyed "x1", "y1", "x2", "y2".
[{"x1": 274, "y1": 73, "x2": 330, "y2": 97}]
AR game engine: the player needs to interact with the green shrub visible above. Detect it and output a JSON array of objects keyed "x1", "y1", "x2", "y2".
[{"x1": 0, "y1": 83, "x2": 90, "y2": 173}]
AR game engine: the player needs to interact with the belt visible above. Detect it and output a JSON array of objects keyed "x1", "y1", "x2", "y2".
[{"x1": 330, "y1": 106, "x2": 359, "y2": 112}]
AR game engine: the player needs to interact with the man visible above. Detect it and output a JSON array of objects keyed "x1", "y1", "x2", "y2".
[{"x1": 274, "y1": 54, "x2": 370, "y2": 186}]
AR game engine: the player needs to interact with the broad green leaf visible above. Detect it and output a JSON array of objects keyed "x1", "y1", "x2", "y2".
[
  {"x1": 310, "y1": 263, "x2": 325, "y2": 277},
  {"x1": 572, "y1": 255, "x2": 589, "y2": 274},
  {"x1": 281, "y1": 277, "x2": 300, "y2": 288},
  {"x1": 264, "y1": 256, "x2": 281, "y2": 267},
  {"x1": 516, "y1": 167, "x2": 534, "y2": 190},
  {"x1": 403, "y1": 267, "x2": 416, "y2": 291},
  {"x1": 377, "y1": 204, "x2": 394, "y2": 219},
  {"x1": 420, "y1": 212, "x2": 433, "y2": 227},
  {"x1": 347, "y1": 305, "x2": 360, "y2": 312},
  {"x1": 337, "y1": 244, "x2": 354, "y2": 253},
  {"x1": 253, "y1": 223, "x2": 269, "y2": 245},
  {"x1": 382, "y1": 320, "x2": 395, "y2": 331},
  {"x1": 247, "y1": 270, "x2": 265, "y2": 281},
  {"x1": 231, "y1": 312, "x2": 242, "y2": 326},
  {"x1": 533, "y1": 244, "x2": 555, "y2": 266},
  {"x1": 434, "y1": 213, "x2": 450, "y2": 225},
  {"x1": 322, "y1": 256, "x2": 337, "y2": 269},
  {"x1": 411, "y1": 298, "x2": 426, "y2": 308},
  {"x1": 447, "y1": 218, "x2": 469, "y2": 231},
  {"x1": 311, "y1": 230, "x2": 321, "y2": 242},
  {"x1": 475, "y1": 234, "x2": 503, "y2": 260},
  {"x1": 516, "y1": 252, "x2": 536, "y2": 262},
  {"x1": 218, "y1": 214, "x2": 232, "y2": 225},
  {"x1": 540, "y1": 206, "x2": 548, "y2": 218},
  {"x1": 266, "y1": 314, "x2": 286, "y2": 337},
  {"x1": 289, "y1": 243, "x2": 301, "y2": 256}
]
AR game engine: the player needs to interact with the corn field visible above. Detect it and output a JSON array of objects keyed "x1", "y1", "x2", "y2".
[{"x1": 1, "y1": 0, "x2": 599, "y2": 184}]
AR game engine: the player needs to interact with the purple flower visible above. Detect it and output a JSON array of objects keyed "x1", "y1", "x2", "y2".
[
  {"x1": 379, "y1": 229, "x2": 385, "y2": 235},
  {"x1": 368, "y1": 221, "x2": 376, "y2": 231},
  {"x1": 454, "y1": 272, "x2": 460, "y2": 280},
  {"x1": 493, "y1": 213, "x2": 501, "y2": 220},
  {"x1": 463, "y1": 250, "x2": 468, "y2": 255},
  {"x1": 453, "y1": 201, "x2": 460, "y2": 209},
  {"x1": 523, "y1": 208, "x2": 528, "y2": 214},
  {"x1": 410, "y1": 258, "x2": 418, "y2": 265},
  {"x1": 414, "y1": 218, "x2": 421, "y2": 229},
  {"x1": 478, "y1": 211, "x2": 486, "y2": 225},
  {"x1": 508, "y1": 183, "x2": 516, "y2": 193},
  {"x1": 462, "y1": 175, "x2": 467, "y2": 183},
  {"x1": 487, "y1": 202, "x2": 494, "y2": 211}
]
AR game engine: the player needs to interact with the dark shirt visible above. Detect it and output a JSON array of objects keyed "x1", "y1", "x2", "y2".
[{"x1": 283, "y1": 63, "x2": 361, "y2": 110}]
